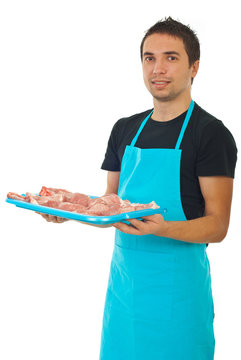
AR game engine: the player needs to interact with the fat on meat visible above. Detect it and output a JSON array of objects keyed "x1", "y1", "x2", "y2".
[{"x1": 39, "y1": 186, "x2": 72, "y2": 196}]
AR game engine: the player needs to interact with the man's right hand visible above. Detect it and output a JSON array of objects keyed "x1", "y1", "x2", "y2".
[{"x1": 36, "y1": 212, "x2": 69, "y2": 223}]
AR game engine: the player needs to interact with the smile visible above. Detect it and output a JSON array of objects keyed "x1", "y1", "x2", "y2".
[
  {"x1": 152, "y1": 81, "x2": 169, "y2": 84},
  {"x1": 151, "y1": 81, "x2": 170, "y2": 88}
]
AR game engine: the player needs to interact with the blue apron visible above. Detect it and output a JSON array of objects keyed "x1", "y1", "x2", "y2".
[{"x1": 99, "y1": 100, "x2": 215, "y2": 360}]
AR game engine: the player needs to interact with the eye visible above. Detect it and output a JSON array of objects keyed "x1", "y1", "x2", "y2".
[
  {"x1": 145, "y1": 57, "x2": 153, "y2": 62},
  {"x1": 168, "y1": 56, "x2": 177, "y2": 61}
]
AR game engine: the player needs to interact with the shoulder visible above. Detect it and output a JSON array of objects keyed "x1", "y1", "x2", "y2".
[
  {"x1": 192, "y1": 102, "x2": 237, "y2": 178},
  {"x1": 114, "y1": 108, "x2": 152, "y2": 128},
  {"x1": 193, "y1": 102, "x2": 225, "y2": 130},
  {"x1": 192, "y1": 102, "x2": 237, "y2": 147},
  {"x1": 111, "y1": 108, "x2": 153, "y2": 139}
]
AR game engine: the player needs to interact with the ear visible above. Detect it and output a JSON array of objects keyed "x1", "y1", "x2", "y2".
[{"x1": 191, "y1": 60, "x2": 200, "y2": 79}]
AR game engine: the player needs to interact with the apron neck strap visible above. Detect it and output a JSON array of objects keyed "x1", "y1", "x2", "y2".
[
  {"x1": 130, "y1": 99, "x2": 195, "y2": 148},
  {"x1": 175, "y1": 99, "x2": 194, "y2": 150},
  {"x1": 130, "y1": 110, "x2": 153, "y2": 147}
]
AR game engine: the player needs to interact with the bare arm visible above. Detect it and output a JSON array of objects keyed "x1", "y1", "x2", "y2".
[
  {"x1": 113, "y1": 176, "x2": 234, "y2": 244},
  {"x1": 159, "y1": 176, "x2": 233, "y2": 243},
  {"x1": 105, "y1": 171, "x2": 120, "y2": 195}
]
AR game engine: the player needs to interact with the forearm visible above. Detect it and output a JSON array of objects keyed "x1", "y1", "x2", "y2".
[{"x1": 159, "y1": 215, "x2": 228, "y2": 244}]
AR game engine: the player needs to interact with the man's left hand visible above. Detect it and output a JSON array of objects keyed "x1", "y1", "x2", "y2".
[{"x1": 112, "y1": 213, "x2": 166, "y2": 236}]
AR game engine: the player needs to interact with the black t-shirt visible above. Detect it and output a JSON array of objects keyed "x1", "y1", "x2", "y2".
[{"x1": 101, "y1": 102, "x2": 237, "y2": 221}]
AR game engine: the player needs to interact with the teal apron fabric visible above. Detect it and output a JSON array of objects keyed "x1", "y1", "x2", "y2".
[{"x1": 99, "y1": 100, "x2": 215, "y2": 360}]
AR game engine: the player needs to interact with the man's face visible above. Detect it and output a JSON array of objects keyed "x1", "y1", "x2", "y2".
[{"x1": 142, "y1": 33, "x2": 199, "y2": 102}]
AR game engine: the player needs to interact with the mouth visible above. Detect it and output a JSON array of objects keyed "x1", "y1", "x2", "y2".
[{"x1": 151, "y1": 80, "x2": 171, "y2": 89}]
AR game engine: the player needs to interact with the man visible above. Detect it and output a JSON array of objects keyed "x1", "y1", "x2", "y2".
[{"x1": 98, "y1": 17, "x2": 237, "y2": 360}]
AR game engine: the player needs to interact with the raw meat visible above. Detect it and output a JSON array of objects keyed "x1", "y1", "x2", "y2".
[
  {"x1": 39, "y1": 186, "x2": 90, "y2": 207},
  {"x1": 7, "y1": 192, "x2": 26, "y2": 201},
  {"x1": 39, "y1": 186, "x2": 72, "y2": 196},
  {"x1": 7, "y1": 186, "x2": 159, "y2": 216},
  {"x1": 64, "y1": 193, "x2": 90, "y2": 207}
]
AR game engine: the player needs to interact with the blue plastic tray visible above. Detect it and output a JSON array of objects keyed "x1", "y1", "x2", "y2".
[{"x1": 6, "y1": 196, "x2": 167, "y2": 225}]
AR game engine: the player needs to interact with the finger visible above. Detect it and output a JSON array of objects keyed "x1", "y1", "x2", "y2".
[
  {"x1": 36, "y1": 212, "x2": 51, "y2": 221},
  {"x1": 112, "y1": 222, "x2": 140, "y2": 235},
  {"x1": 128, "y1": 218, "x2": 147, "y2": 230},
  {"x1": 128, "y1": 218, "x2": 144, "y2": 225},
  {"x1": 36, "y1": 212, "x2": 66, "y2": 223},
  {"x1": 36, "y1": 212, "x2": 47, "y2": 218},
  {"x1": 47, "y1": 215, "x2": 55, "y2": 222},
  {"x1": 56, "y1": 217, "x2": 67, "y2": 223},
  {"x1": 141, "y1": 213, "x2": 163, "y2": 221}
]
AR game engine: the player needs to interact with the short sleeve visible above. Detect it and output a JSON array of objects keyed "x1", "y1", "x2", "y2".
[
  {"x1": 196, "y1": 120, "x2": 237, "y2": 178},
  {"x1": 101, "y1": 122, "x2": 121, "y2": 171}
]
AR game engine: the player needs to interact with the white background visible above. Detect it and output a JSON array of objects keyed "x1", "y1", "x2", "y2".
[{"x1": 0, "y1": 0, "x2": 240, "y2": 359}]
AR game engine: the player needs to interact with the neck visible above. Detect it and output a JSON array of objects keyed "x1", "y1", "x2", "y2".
[{"x1": 152, "y1": 93, "x2": 192, "y2": 122}]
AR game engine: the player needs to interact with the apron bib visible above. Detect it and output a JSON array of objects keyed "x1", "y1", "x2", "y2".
[{"x1": 99, "y1": 100, "x2": 215, "y2": 360}]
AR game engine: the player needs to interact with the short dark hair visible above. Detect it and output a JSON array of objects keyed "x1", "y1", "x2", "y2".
[{"x1": 140, "y1": 17, "x2": 200, "y2": 67}]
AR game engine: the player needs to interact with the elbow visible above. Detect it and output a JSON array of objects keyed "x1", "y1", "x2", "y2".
[
  {"x1": 209, "y1": 215, "x2": 230, "y2": 243},
  {"x1": 217, "y1": 232, "x2": 227, "y2": 243},
  {"x1": 215, "y1": 222, "x2": 229, "y2": 243}
]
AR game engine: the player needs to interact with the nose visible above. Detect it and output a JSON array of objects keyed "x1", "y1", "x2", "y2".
[{"x1": 153, "y1": 59, "x2": 167, "y2": 75}]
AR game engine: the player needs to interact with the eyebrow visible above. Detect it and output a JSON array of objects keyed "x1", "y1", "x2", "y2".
[{"x1": 143, "y1": 51, "x2": 180, "y2": 56}]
